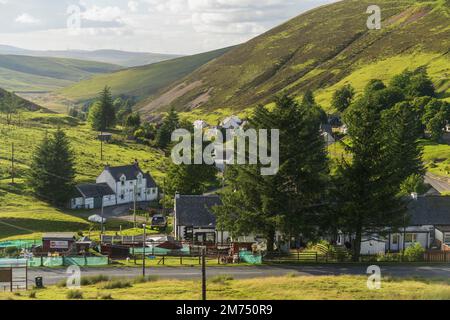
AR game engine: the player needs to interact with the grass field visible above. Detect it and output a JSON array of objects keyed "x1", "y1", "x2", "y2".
[
  {"x1": 0, "y1": 111, "x2": 168, "y2": 240},
  {"x1": 2, "y1": 275, "x2": 450, "y2": 300},
  {"x1": 0, "y1": 55, "x2": 121, "y2": 93}
]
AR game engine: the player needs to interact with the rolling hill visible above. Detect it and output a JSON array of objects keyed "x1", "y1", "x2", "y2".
[
  {"x1": 0, "y1": 87, "x2": 46, "y2": 112},
  {"x1": 0, "y1": 45, "x2": 182, "y2": 67},
  {"x1": 0, "y1": 54, "x2": 122, "y2": 93},
  {"x1": 49, "y1": 47, "x2": 233, "y2": 108},
  {"x1": 138, "y1": 0, "x2": 450, "y2": 114}
]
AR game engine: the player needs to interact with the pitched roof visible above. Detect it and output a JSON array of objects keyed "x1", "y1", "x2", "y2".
[
  {"x1": 144, "y1": 172, "x2": 157, "y2": 188},
  {"x1": 76, "y1": 183, "x2": 115, "y2": 198},
  {"x1": 106, "y1": 164, "x2": 143, "y2": 181},
  {"x1": 175, "y1": 195, "x2": 222, "y2": 227},
  {"x1": 408, "y1": 196, "x2": 450, "y2": 225},
  {"x1": 42, "y1": 232, "x2": 76, "y2": 240}
]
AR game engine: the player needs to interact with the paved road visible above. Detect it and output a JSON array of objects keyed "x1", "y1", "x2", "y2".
[{"x1": 28, "y1": 264, "x2": 450, "y2": 286}]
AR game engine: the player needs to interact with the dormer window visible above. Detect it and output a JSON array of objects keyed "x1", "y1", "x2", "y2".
[
  {"x1": 120, "y1": 175, "x2": 126, "y2": 186},
  {"x1": 137, "y1": 173, "x2": 143, "y2": 185}
]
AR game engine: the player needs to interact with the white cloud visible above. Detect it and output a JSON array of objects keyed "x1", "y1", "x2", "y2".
[
  {"x1": 128, "y1": 1, "x2": 139, "y2": 12},
  {"x1": 15, "y1": 13, "x2": 40, "y2": 24},
  {"x1": 81, "y1": 5, "x2": 123, "y2": 23}
]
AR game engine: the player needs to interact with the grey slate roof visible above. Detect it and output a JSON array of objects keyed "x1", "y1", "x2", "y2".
[
  {"x1": 105, "y1": 164, "x2": 158, "y2": 188},
  {"x1": 76, "y1": 183, "x2": 115, "y2": 198},
  {"x1": 43, "y1": 233, "x2": 76, "y2": 240},
  {"x1": 175, "y1": 195, "x2": 222, "y2": 227},
  {"x1": 106, "y1": 164, "x2": 143, "y2": 181},
  {"x1": 408, "y1": 196, "x2": 450, "y2": 225},
  {"x1": 144, "y1": 172, "x2": 157, "y2": 188}
]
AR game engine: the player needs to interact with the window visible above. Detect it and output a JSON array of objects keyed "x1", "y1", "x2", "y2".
[
  {"x1": 138, "y1": 174, "x2": 142, "y2": 185},
  {"x1": 444, "y1": 233, "x2": 450, "y2": 244},
  {"x1": 392, "y1": 234, "x2": 400, "y2": 245},
  {"x1": 405, "y1": 233, "x2": 417, "y2": 243}
]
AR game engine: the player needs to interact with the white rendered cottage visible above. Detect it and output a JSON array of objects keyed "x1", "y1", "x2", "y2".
[
  {"x1": 70, "y1": 161, "x2": 158, "y2": 209},
  {"x1": 96, "y1": 162, "x2": 158, "y2": 205}
]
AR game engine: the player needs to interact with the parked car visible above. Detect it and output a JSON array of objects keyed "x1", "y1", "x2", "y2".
[{"x1": 151, "y1": 214, "x2": 167, "y2": 231}]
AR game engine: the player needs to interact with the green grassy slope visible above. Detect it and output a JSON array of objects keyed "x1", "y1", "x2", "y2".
[
  {"x1": 0, "y1": 87, "x2": 46, "y2": 112},
  {"x1": 140, "y1": 0, "x2": 450, "y2": 114},
  {"x1": 0, "y1": 55, "x2": 122, "y2": 93},
  {"x1": 0, "y1": 112, "x2": 167, "y2": 240},
  {"x1": 54, "y1": 47, "x2": 233, "y2": 106}
]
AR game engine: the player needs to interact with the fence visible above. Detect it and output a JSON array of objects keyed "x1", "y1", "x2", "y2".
[
  {"x1": 0, "y1": 240, "x2": 42, "y2": 250},
  {"x1": 424, "y1": 251, "x2": 450, "y2": 262},
  {"x1": 26, "y1": 256, "x2": 109, "y2": 267}
]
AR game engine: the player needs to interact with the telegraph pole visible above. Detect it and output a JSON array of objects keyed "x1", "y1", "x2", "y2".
[
  {"x1": 100, "y1": 131, "x2": 104, "y2": 161},
  {"x1": 11, "y1": 142, "x2": 15, "y2": 185},
  {"x1": 133, "y1": 184, "x2": 137, "y2": 229},
  {"x1": 142, "y1": 224, "x2": 147, "y2": 277},
  {"x1": 201, "y1": 247, "x2": 206, "y2": 301}
]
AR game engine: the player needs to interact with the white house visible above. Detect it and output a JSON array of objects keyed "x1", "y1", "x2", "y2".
[
  {"x1": 220, "y1": 116, "x2": 242, "y2": 130},
  {"x1": 70, "y1": 161, "x2": 158, "y2": 209},
  {"x1": 193, "y1": 120, "x2": 209, "y2": 130},
  {"x1": 70, "y1": 183, "x2": 116, "y2": 210},
  {"x1": 174, "y1": 194, "x2": 229, "y2": 244},
  {"x1": 96, "y1": 161, "x2": 158, "y2": 205},
  {"x1": 336, "y1": 195, "x2": 450, "y2": 254}
]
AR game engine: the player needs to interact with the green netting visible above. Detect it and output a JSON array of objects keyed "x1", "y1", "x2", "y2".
[
  {"x1": 0, "y1": 240, "x2": 42, "y2": 249},
  {"x1": 27, "y1": 256, "x2": 109, "y2": 267},
  {"x1": 0, "y1": 258, "x2": 28, "y2": 267},
  {"x1": 239, "y1": 251, "x2": 262, "y2": 264},
  {"x1": 131, "y1": 245, "x2": 190, "y2": 256}
]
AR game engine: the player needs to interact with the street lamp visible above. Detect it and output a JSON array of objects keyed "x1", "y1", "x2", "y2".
[{"x1": 142, "y1": 224, "x2": 146, "y2": 277}]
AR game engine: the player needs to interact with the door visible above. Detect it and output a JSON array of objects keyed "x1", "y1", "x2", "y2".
[
  {"x1": 391, "y1": 234, "x2": 400, "y2": 252},
  {"x1": 94, "y1": 197, "x2": 103, "y2": 209}
]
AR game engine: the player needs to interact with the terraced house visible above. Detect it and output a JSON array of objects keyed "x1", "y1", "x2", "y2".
[{"x1": 70, "y1": 161, "x2": 158, "y2": 209}]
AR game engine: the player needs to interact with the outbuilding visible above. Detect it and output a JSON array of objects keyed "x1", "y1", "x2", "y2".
[{"x1": 42, "y1": 233, "x2": 76, "y2": 253}]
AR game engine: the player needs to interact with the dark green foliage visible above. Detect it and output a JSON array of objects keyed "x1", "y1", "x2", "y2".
[
  {"x1": 28, "y1": 129, "x2": 76, "y2": 206},
  {"x1": 214, "y1": 94, "x2": 329, "y2": 251},
  {"x1": 88, "y1": 86, "x2": 116, "y2": 131},
  {"x1": 365, "y1": 79, "x2": 386, "y2": 93},
  {"x1": 390, "y1": 69, "x2": 435, "y2": 99},
  {"x1": 156, "y1": 107, "x2": 180, "y2": 149},
  {"x1": 334, "y1": 86, "x2": 424, "y2": 260},
  {"x1": 400, "y1": 174, "x2": 429, "y2": 196},
  {"x1": 332, "y1": 84, "x2": 355, "y2": 113}
]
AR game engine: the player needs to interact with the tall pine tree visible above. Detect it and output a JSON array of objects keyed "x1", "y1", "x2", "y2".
[
  {"x1": 88, "y1": 86, "x2": 116, "y2": 131},
  {"x1": 214, "y1": 95, "x2": 329, "y2": 251},
  {"x1": 28, "y1": 129, "x2": 76, "y2": 206}
]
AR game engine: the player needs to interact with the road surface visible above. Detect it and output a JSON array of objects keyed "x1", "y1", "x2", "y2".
[{"x1": 29, "y1": 264, "x2": 450, "y2": 286}]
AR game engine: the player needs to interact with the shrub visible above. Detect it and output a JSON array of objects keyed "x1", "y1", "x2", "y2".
[
  {"x1": 98, "y1": 293, "x2": 113, "y2": 300},
  {"x1": 81, "y1": 275, "x2": 110, "y2": 286},
  {"x1": 101, "y1": 279, "x2": 132, "y2": 290},
  {"x1": 404, "y1": 243, "x2": 425, "y2": 262},
  {"x1": 28, "y1": 291, "x2": 37, "y2": 299},
  {"x1": 66, "y1": 290, "x2": 83, "y2": 299},
  {"x1": 209, "y1": 275, "x2": 234, "y2": 284},
  {"x1": 133, "y1": 275, "x2": 159, "y2": 284}
]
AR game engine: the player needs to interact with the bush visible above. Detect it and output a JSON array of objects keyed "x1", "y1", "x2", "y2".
[
  {"x1": 81, "y1": 275, "x2": 110, "y2": 286},
  {"x1": 209, "y1": 275, "x2": 234, "y2": 284},
  {"x1": 98, "y1": 293, "x2": 113, "y2": 300},
  {"x1": 376, "y1": 252, "x2": 402, "y2": 262},
  {"x1": 28, "y1": 291, "x2": 37, "y2": 299},
  {"x1": 133, "y1": 275, "x2": 159, "y2": 284},
  {"x1": 101, "y1": 279, "x2": 132, "y2": 290},
  {"x1": 66, "y1": 290, "x2": 83, "y2": 300},
  {"x1": 404, "y1": 243, "x2": 425, "y2": 262}
]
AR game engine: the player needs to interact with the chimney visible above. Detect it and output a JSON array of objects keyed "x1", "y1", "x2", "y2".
[
  {"x1": 411, "y1": 192, "x2": 418, "y2": 201},
  {"x1": 105, "y1": 164, "x2": 110, "y2": 170},
  {"x1": 175, "y1": 192, "x2": 180, "y2": 199}
]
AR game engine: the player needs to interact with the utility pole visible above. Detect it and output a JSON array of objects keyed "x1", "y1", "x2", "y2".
[
  {"x1": 100, "y1": 200, "x2": 104, "y2": 235},
  {"x1": 133, "y1": 184, "x2": 137, "y2": 229},
  {"x1": 100, "y1": 131, "x2": 104, "y2": 161},
  {"x1": 201, "y1": 247, "x2": 206, "y2": 301},
  {"x1": 142, "y1": 224, "x2": 147, "y2": 277},
  {"x1": 11, "y1": 142, "x2": 14, "y2": 185}
]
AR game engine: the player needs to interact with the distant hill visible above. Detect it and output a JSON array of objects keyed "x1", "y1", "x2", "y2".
[
  {"x1": 53, "y1": 47, "x2": 233, "y2": 106},
  {"x1": 0, "y1": 45, "x2": 182, "y2": 67},
  {"x1": 0, "y1": 87, "x2": 46, "y2": 112},
  {"x1": 140, "y1": 0, "x2": 450, "y2": 114},
  {"x1": 0, "y1": 54, "x2": 122, "y2": 93}
]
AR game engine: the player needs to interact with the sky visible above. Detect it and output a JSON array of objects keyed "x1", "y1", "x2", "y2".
[{"x1": 0, "y1": 0, "x2": 338, "y2": 55}]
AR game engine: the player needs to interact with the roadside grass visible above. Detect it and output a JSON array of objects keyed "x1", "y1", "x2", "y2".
[
  {"x1": 0, "y1": 112, "x2": 167, "y2": 240},
  {"x1": 2, "y1": 275, "x2": 450, "y2": 300}
]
